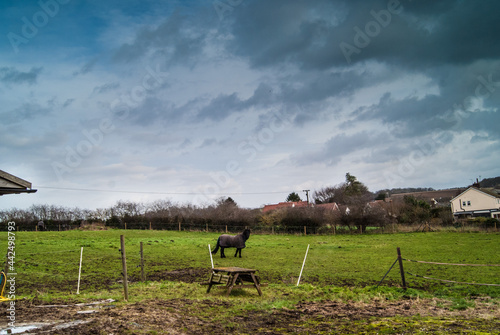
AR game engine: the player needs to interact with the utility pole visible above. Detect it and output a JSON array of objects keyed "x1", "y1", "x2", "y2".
[{"x1": 303, "y1": 190, "x2": 310, "y2": 204}]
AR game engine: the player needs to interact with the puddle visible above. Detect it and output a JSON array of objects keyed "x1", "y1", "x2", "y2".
[
  {"x1": 0, "y1": 323, "x2": 50, "y2": 334},
  {"x1": 1, "y1": 320, "x2": 91, "y2": 334}
]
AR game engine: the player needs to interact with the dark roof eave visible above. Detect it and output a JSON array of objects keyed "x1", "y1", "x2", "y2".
[{"x1": 0, "y1": 188, "x2": 37, "y2": 196}]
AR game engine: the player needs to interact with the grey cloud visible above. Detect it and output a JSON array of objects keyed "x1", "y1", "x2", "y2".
[
  {"x1": 196, "y1": 68, "x2": 379, "y2": 123},
  {"x1": 93, "y1": 82, "x2": 120, "y2": 94},
  {"x1": 198, "y1": 138, "x2": 217, "y2": 149},
  {"x1": 348, "y1": 63, "x2": 500, "y2": 139},
  {"x1": 463, "y1": 111, "x2": 500, "y2": 141},
  {"x1": 112, "y1": 11, "x2": 207, "y2": 67},
  {"x1": 0, "y1": 67, "x2": 42, "y2": 85},
  {"x1": 1, "y1": 103, "x2": 50, "y2": 124},
  {"x1": 293, "y1": 131, "x2": 384, "y2": 166},
  {"x1": 197, "y1": 93, "x2": 242, "y2": 121},
  {"x1": 63, "y1": 99, "x2": 75, "y2": 108},
  {"x1": 116, "y1": 96, "x2": 198, "y2": 127}
]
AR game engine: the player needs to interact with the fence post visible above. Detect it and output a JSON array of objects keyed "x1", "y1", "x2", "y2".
[
  {"x1": 304, "y1": 226, "x2": 306, "y2": 235},
  {"x1": 149, "y1": 222, "x2": 152, "y2": 230},
  {"x1": 77, "y1": 247, "x2": 83, "y2": 294},
  {"x1": 397, "y1": 247, "x2": 407, "y2": 290},
  {"x1": 178, "y1": 221, "x2": 181, "y2": 232},
  {"x1": 140, "y1": 242, "x2": 145, "y2": 282},
  {"x1": 225, "y1": 225, "x2": 228, "y2": 233},
  {"x1": 120, "y1": 235, "x2": 129, "y2": 301}
]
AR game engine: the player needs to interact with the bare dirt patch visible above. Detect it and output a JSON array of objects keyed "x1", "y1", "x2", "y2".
[{"x1": 3, "y1": 295, "x2": 499, "y2": 334}]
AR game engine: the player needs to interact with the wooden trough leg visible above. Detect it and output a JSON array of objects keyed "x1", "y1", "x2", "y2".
[
  {"x1": 206, "y1": 273, "x2": 215, "y2": 293},
  {"x1": 250, "y1": 273, "x2": 262, "y2": 296},
  {"x1": 226, "y1": 273, "x2": 240, "y2": 296}
]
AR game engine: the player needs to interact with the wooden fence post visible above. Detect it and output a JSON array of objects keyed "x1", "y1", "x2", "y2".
[
  {"x1": 397, "y1": 247, "x2": 407, "y2": 290},
  {"x1": 178, "y1": 221, "x2": 181, "y2": 232},
  {"x1": 304, "y1": 226, "x2": 307, "y2": 235},
  {"x1": 140, "y1": 241, "x2": 145, "y2": 282},
  {"x1": 120, "y1": 235, "x2": 129, "y2": 301},
  {"x1": 149, "y1": 222, "x2": 152, "y2": 230}
]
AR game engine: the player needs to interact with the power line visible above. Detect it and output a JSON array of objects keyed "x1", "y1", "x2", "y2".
[{"x1": 37, "y1": 186, "x2": 292, "y2": 196}]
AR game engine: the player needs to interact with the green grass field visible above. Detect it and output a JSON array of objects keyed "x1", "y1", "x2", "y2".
[
  {"x1": 2, "y1": 230, "x2": 499, "y2": 334},
  {"x1": 4, "y1": 230, "x2": 499, "y2": 297}
]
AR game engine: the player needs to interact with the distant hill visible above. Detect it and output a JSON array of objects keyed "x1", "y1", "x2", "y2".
[
  {"x1": 374, "y1": 176, "x2": 500, "y2": 201},
  {"x1": 377, "y1": 187, "x2": 435, "y2": 196},
  {"x1": 479, "y1": 176, "x2": 500, "y2": 188}
]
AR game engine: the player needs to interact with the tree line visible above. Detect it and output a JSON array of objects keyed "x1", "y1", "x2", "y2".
[{"x1": 0, "y1": 173, "x2": 462, "y2": 233}]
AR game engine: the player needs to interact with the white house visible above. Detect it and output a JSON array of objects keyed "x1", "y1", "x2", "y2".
[{"x1": 450, "y1": 187, "x2": 500, "y2": 220}]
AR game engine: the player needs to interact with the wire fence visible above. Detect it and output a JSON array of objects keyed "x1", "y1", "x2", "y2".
[
  {"x1": 379, "y1": 248, "x2": 500, "y2": 289},
  {"x1": 2, "y1": 220, "x2": 498, "y2": 234}
]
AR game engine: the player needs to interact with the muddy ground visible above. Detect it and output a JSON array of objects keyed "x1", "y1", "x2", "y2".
[{"x1": 2, "y1": 268, "x2": 499, "y2": 334}]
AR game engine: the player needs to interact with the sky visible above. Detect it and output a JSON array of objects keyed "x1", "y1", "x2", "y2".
[{"x1": 1, "y1": 0, "x2": 499, "y2": 211}]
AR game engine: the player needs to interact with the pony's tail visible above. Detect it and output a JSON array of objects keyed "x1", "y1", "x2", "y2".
[{"x1": 211, "y1": 237, "x2": 220, "y2": 254}]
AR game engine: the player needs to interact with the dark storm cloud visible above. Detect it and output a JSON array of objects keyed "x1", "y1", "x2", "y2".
[
  {"x1": 228, "y1": 0, "x2": 500, "y2": 69},
  {"x1": 349, "y1": 63, "x2": 500, "y2": 138},
  {"x1": 197, "y1": 68, "x2": 386, "y2": 123},
  {"x1": 197, "y1": 83, "x2": 275, "y2": 121},
  {"x1": 350, "y1": 93, "x2": 453, "y2": 137},
  {"x1": 0, "y1": 66, "x2": 42, "y2": 85}
]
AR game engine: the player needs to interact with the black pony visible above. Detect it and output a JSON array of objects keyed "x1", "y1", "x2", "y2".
[{"x1": 211, "y1": 229, "x2": 251, "y2": 258}]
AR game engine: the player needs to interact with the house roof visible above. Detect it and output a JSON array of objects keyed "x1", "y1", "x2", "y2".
[
  {"x1": 262, "y1": 201, "x2": 309, "y2": 213},
  {"x1": 315, "y1": 202, "x2": 339, "y2": 211},
  {"x1": 0, "y1": 169, "x2": 37, "y2": 196},
  {"x1": 450, "y1": 187, "x2": 500, "y2": 202}
]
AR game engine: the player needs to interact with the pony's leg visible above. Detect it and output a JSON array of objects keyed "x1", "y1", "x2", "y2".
[
  {"x1": 234, "y1": 248, "x2": 239, "y2": 257},
  {"x1": 221, "y1": 247, "x2": 225, "y2": 258}
]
